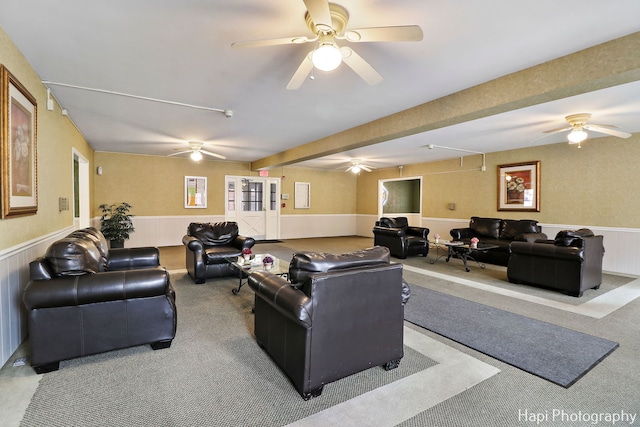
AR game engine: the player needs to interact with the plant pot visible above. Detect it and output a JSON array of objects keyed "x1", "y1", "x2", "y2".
[
  {"x1": 243, "y1": 254, "x2": 251, "y2": 262},
  {"x1": 263, "y1": 263, "x2": 273, "y2": 269},
  {"x1": 110, "y1": 239, "x2": 125, "y2": 249}
]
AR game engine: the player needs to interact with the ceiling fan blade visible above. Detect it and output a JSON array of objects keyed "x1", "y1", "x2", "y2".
[
  {"x1": 359, "y1": 165, "x2": 373, "y2": 172},
  {"x1": 342, "y1": 25, "x2": 423, "y2": 43},
  {"x1": 303, "y1": 0, "x2": 333, "y2": 30},
  {"x1": 168, "y1": 150, "x2": 192, "y2": 157},
  {"x1": 201, "y1": 150, "x2": 227, "y2": 160},
  {"x1": 345, "y1": 165, "x2": 354, "y2": 172},
  {"x1": 231, "y1": 36, "x2": 315, "y2": 49},
  {"x1": 543, "y1": 126, "x2": 571, "y2": 134},
  {"x1": 340, "y1": 46, "x2": 383, "y2": 85},
  {"x1": 583, "y1": 124, "x2": 631, "y2": 139},
  {"x1": 286, "y1": 52, "x2": 314, "y2": 90}
]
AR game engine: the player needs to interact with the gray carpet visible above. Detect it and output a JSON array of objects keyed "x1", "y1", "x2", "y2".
[
  {"x1": 404, "y1": 285, "x2": 619, "y2": 387},
  {"x1": 20, "y1": 272, "x2": 435, "y2": 427}
]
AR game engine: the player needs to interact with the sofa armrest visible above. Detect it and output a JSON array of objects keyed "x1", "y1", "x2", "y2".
[
  {"x1": 406, "y1": 226, "x2": 429, "y2": 239},
  {"x1": 248, "y1": 271, "x2": 312, "y2": 328},
  {"x1": 23, "y1": 267, "x2": 170, "y2": 310},
  {"x1": 182, "y1": 235, "x2": 204, "y2": 252},
  {"x1": 233, "y1": 235, "x2": 256, "y2": 251},
  {"x1": 514, "y1": 232, "x2": 548, "y2": 243},
  {"x1": 450, "y1": 227, "x2": 474, "y2": 241},
  {"x1": 108, "y1": 247, "x2": 160, "y2": 270}
]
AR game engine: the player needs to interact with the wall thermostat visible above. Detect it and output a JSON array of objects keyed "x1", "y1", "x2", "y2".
[{"x1": 97, "y1": 166, "x2": 103, "y2": 175}]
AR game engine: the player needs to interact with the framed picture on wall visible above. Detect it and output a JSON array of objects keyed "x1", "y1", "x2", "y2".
[
  {"x1": 294, "y1": 182, "x2": 310, "y2": 209},
  {"x1": 185, "y1": 176, "x2": 207, "y2": 208},
  {"x1": 497, "y1": 161, "x2": 540, "y2": 212},
  {"x1": 1, "y1": 65, "x2": 38, "y2": 218}
]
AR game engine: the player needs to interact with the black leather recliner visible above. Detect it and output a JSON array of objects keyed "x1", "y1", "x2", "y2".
[
  {"x1": 372, "y1": 216, "x2": 429, "y2": 259},
  {"x1": 508, "y1": 228, "x2": 604, "y2": 297},
  {"x1": 248, "y1": 246, "x2": 409, "y2": 400},
  {"x1": 182, "y1": 222, "x2": 255, "y2": 284},
  {"x1": 23, "y1": 227, "x2": 177, "y2": 373}
]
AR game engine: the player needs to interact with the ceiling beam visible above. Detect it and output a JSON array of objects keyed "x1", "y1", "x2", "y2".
[{"x1": 251, "y1": 31, "x2": 640, "y2": 171}]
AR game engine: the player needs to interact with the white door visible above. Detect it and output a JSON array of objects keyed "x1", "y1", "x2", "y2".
[
  {"x1": 226, "y1": 176, "x2": 280, "y2": 240},
  {"x1": 73, "y1": 150, "x2": 90, "y2": 229}
]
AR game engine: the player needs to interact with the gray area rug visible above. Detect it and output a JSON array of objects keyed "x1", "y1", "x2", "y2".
[
  {"x1": 20, "y1": 272, "x2": 435, "y2": 427},
  {"x1": 404, "y1": 285, "x2": 619, "y2": 387}
]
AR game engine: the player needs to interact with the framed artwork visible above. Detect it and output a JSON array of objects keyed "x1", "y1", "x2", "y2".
[
  {"x1": 294, "y1": 182, "x2": 310, "y2": 209},
  {"x1": 185, "y1": 176, "x2": 207, "y2": 208},
  {"x1": 497, "y1": 161, "x2": 540, "y2": 212},
  {"x1": 1, "y1": 65, "x2": 38, "y2": 218}
]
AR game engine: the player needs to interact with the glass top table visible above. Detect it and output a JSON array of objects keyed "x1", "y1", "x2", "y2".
[
  {"x1": 225, "y1": 254, "x2": 289, "y2": 294},
  {"x1": 437, "y1": 241, "x2": 499, "y2": 272}
]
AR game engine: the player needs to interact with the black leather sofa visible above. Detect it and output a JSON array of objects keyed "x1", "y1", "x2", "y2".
[
  {"x1": 248, "y1": 246, "x2": 409, "y2": 399},
  {"x1": 372, "y1": 216, "x2": 429, "y2": 259},
  {"x1": 23, "y1": 227, "x2": 177, "y2": 373},
  {"x1": 182, "y1": 222, "x2": 255, "y2": 284},
  {"x1": 508, "y1": 229, "x2": 604, "y2": 297},
  {"x1": 449, "y1": 216, "x2": 547, "y2": 266}
]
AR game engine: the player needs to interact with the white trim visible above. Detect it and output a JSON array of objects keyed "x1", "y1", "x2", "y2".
[{"x1": 0, "y1": 226, "x2": 74, "y2": 261}]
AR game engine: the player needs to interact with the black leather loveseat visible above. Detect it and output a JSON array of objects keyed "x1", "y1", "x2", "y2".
[
  {"x1": 182, "y1": 222, "x2": 255, "y2": 284},
  {"x1": 23, "y1": 227, "x2": 177, "y2": 373},
  {"x1": 449, "y1": 216, "x2": 547, "y2": 266},
  {"x1": 508, "y1": 229, "x2": 604, "y2": 297},
  {"x1": 248, "y1": 246, "x2": 409, "y2": 400},
  {"x1": 372, "y1": 216, "x2": 429, "y2": 258}
]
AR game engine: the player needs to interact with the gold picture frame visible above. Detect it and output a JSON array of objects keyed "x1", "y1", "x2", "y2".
[
  {"x1": 497, "y1": 161, "x2": 540, "y2": 212},
  {"x1": 1, "y1": 65, "x2": 38, "y2": 218}
]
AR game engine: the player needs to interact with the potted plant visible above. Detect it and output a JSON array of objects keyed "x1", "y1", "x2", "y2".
[
  {"x1": 242, "y1": 248, "x2": 253, "y2": 262},
  {"x1": 99, "y1": 202, "x2": 135, "y2": 248},
  {"x1": 262, "y1": 255, "x2": 274, "y2": 269},
  {"x1": 470, "y1": 237, "x2": 479, "y2": 249}
]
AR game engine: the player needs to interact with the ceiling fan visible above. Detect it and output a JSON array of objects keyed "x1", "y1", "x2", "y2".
[
  {"x1": 540, "y1": 113, "x2": 631, "y2": 147},
  {"x1": 168, "y1": 141, "x2": 226, "y2": 161},
  {"x1": 344, "y1": 159, "x2": 375, "y2": 173},
  {"x1": 231, "y1": 0, "x2": 423, "y2": 90}
]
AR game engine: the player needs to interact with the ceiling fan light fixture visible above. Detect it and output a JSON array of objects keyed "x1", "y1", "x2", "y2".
[
  {"x1": 190, "y1": 150, "x2": 203, "y2": 161},
  {"x1": 312, "y1": 42, "x2": 342, "y2": 71},
  {"x1": 351, "y1": 165, "x2": 361, "y2": 174},
  {"x1": 567, "y1": 129, "x2": 588, "y2": 144}
]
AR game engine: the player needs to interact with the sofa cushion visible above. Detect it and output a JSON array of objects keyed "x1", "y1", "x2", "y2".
[
  {"x1": 554, "y1": 229, "x2": 595, "y2": 247},
  {"x1": 378, "y1": 217, "x2": 408, "y2": 229},
  {"x1": 68, "y1": 228, "x2": 109, "y2": 270},
  {"x1": 188, "y1": 222, "x2": 238, "y2": 246},
  {"x1": 45, "y1": 238, "x2": 102, "y2": 276},
  {"x1": 469, "y1": 217, "x2": 502, "y2": 239},
  {"x1": 289, "y1": 246, "x2": 391, "y2": 284},
  {"x1": 500, "y1": 219, "x2": 539, "y2": 240}
]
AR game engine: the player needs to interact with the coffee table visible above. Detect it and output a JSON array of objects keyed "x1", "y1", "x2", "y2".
[
  {"x1": 225, "y1": 254, "x2": 289, "y2": 294},
  {"x1": 442, "y1": 241, "x2": 499, "y2": 272}
]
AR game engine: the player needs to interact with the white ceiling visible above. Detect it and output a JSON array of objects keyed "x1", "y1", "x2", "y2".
[{"x1": 2, "y1": 0, "x2": 640, "y2": 170}]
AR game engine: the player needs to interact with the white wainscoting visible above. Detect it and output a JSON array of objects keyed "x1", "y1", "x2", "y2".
[
  {"x1": 0, "y1": 226, "x2": 74, "y2": 367},
  {"x1": 101, "y1": 214, "x2": 358, "y2": 248}
]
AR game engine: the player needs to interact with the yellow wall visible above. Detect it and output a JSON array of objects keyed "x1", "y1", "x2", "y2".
[
  {"x1": 357, "y1": 133, "x2": 640, "y2": 228},
  {"x1": 93, "y1": 153, "x2": 358, "y2": 216},
  {"x1": 279, "y1": 167, "x2": 357, "y2": 215},
  {"x1": 0, "y1": 28, "x2": 93, "y2": 250},
  {"x1": 93, "y1": 152, "x2": 250, "y2": 216}
]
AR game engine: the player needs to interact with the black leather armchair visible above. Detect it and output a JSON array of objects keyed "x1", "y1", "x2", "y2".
[
  {"x1": 372, "y1": 217, "x2": 429, "y2": 259},
  {"x1": 182, "y1": 222, "x2": 255, "y2": 284},
  {"x1": 508, "y1": 229, "x2": 604, "y2": 297},
  {"x1": 23, "y1": 227, "x2": 177, "y2": 373},
  {"x1": 248, "y1": 246, "x2": 409, "y2": 399}
]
